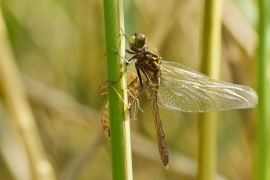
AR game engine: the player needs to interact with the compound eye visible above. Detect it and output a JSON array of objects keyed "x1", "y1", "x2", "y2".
[
  {"x1": 129, "y1": 34, "x2": 136, "y2": 45},
  {"x1": 129, "y1": 33, "x2": 146, "y2": 49},
  {"x1": 134, "y1": 34, "x2": 146, "y2": 49}
]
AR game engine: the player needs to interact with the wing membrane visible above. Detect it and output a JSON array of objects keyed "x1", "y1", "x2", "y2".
[{"x1": 158, "y1": 60, "x2": 258, "y2": 112}]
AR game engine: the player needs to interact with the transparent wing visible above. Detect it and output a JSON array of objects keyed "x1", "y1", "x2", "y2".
[{"x1": 158, "y1": 60, "x2": 258, "y2": 112}]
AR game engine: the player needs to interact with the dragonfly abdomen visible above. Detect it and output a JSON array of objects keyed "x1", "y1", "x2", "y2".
[{"x1": 148, "y1": 89, "x2": 169, "y2": 167}]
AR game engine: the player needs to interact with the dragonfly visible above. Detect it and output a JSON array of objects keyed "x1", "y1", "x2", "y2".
[
  {"x1": 111, "y1": 31, "x2": 258, "y2": 168},
  {"x1": 98, "y1": 72, "x2": 141, "y2": 136}
]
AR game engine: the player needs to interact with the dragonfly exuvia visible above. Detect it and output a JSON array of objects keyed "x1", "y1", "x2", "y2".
[{"x1": 98, "y1": 72, "x2": 141, "y2": 136}]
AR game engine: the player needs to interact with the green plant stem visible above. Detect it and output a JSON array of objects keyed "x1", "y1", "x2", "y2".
[
  {"x1": 257, "y1": 0, "x2": 270, "y2": 179},
  {"x1": 103, "y1": 0, "x2": 133, "y2": 179},
  {"x1": 198, "y1": 0, "x2": 221, "y2": 179}
]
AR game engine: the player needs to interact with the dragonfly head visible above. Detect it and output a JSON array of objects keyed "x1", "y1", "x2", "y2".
[{"x1": 129, "y1": 33, "x2": 147, "y2": 51}]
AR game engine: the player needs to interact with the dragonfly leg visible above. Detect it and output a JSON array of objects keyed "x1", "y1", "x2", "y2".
[
  {"x1": 97, "y1": 72, "x2": 125, "y2": 97},
  {"x1": 120, "y1": 28, "x2": 131, "y2": 44},
  {"x1": 128, "y1": 83, "x2": 151, "y2": 108},
  {"x1": 126, "y1": 49, "x2": 135, "y2": 54},
  {"x1": 109, "y1": 47, "x2": 136, "y2": 65},
  {"x1": 135, "y1": 64, "x2": 144, "y2": 88},
  {"x1": 135, "y1": 62, "x2": 153, "y2": 85}
]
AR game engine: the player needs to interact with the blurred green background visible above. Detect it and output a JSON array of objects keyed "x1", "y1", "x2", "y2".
[{"x1": 0, "y1": 0, "x2": 265, "y2": 179}]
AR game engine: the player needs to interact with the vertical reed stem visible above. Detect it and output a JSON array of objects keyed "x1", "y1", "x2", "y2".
[
  {"x1": 257, "y1": 0, "x2": 270, "y2": 179},
  {"x1": 198, "y1": 0, "x2": 221, "y2": 179},
  {"x1": 103, "y1": 0, "x2": 133, "y2": 179}
]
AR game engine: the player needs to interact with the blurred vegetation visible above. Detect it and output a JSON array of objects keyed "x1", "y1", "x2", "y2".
[
  {"x1": 0, "y1": 0, "x2": 267, "y2": 179},
  {"x1": 198, "y1": 0, "x2": 221, "y2": 179}
]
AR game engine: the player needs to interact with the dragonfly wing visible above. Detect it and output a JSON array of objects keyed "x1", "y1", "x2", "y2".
[{"x1": 158, "y1": 60, "x2": 258, "y2": 112}]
